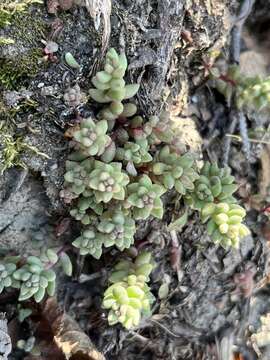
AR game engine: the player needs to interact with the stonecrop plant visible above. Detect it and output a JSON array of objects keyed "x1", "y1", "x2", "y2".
[
  {"x1": 210, "y1": 64, "x2": 270, "y2": 111},
  {"x1": 102, "y1": 251, "x2": 155, "y2": 329},
  {"x1": 185, "y1": 161, "x2": 238, "y2": 209},
  {"x1": 72, "y1": 209, "x2": 136, "y2": 259},
  {"x1": 201, "y1": 202, "x2": 250, "y2": 248},
  {"x1": 0, "y1": 249, "x2": 72, "y2": 303}
]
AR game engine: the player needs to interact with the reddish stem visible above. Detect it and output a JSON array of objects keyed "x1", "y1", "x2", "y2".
[{"x1": 219, "y1": 74, "x2": 237, "y2": 87}]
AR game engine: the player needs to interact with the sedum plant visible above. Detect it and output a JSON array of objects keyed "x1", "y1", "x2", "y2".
[
  {"x1": 61, "y1": 47, "x2": 250, "y2": 274},
  {"x1": 96, "y1": 210, "x2": 135, "y2": 250},
  {"x1": 72, "y1": 118, "x2": 111, "y2": 157},
  {"x1": 61, "y1": 47, "x2": 251, "y2": 260},
  {"x1": 13, "y1": 256, "x2": 56, "y2": 302},
  {"x1": 72, "y1": 226, "x2": 103, "y2": 259},
  {"x1": 236, "y1": 75, "x2": 270, "y2": 110},
  {"x1": 124, "y1": 175, "x2": 166, "y2": 220},
  {"x1": 151, "y1": 145, "x2": 199, "y2": 195},
  {"x1": 87, "y1": 160, "x2": 130, "y2": 203},
  {"x1": 63, "y1": 159, "x2": 130, "y2": 204},
  {"x1": 0, "y1": 260, "x2": 18, "y2": 294},
  {"x1": 0, "y1": 250, "x2": 72, "y2": 303},
  {"x1": 139, "y1": 112, "x2": 175, "y2": 145},
  {"x1": 201, "y1": 202, "x2": 250, "y2": 248},
  {"x1": 70, "y1": 195, "x2": 103, "y2": 224},
  {"x1": 63, "y1": 158, "x2": 94, "y2": 198},
  {"x1": 185, "y1": 161, "x2": 238, "y2": 209},
  {"x1": 89, "y1": 48, "x2": 139, "y2": 127},
  {"x1": 115, "y1": 140, "x2": 152, "y2": 166},
  {"x1": 102, "y1": 252, "x2": 155, "y2": 329},
  {"x1": 210, "y1": 64, "x2": 270, "y2": 111},
  {"x1": 72, "y1": 210, "x2": 135, "y2": 259}
]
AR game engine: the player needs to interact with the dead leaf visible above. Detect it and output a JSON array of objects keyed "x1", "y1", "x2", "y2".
[
  {"x1": 169, "y1": 230, "x2": 183, "y2": 282},
  {"x1": 64, "y1": 124, "x2": 80, "y2": 139},
  {"x1": 55, "y1": 217, "x2": 71, "y2": 237},
  {"x1": 42, "y1": 297, "x2": 105, "y2": 360}
]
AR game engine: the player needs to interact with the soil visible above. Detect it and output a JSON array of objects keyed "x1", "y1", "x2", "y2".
[{"x1": 1, "y1": 0, "x2": 270, "y2": 359}]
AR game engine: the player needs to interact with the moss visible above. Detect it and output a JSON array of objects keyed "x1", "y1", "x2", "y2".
[
  {"x1": 0, "y1": 48, "x2": 44, "y2": 90},
  {"x1": 0, "y1": 120, "x2": 49, "y2": 174},
  {"x1": 0, "y1": 0, "x2": 42, "y2": 28},
  {"x1": 1, "y1": 97, "x2": 39, "y2": 119},
  {"x1": 10, "y1": 8, "x2": 48, "y2": 45},
  {"x1": 0, "y1": 3, "x2": 48, "y2": 90},
  {"x1": 0, "y1": 37, "x2": 15, "y2": 45},
  {"x1": 0, "y1": 98, "x2": 48, "y2": 173}
]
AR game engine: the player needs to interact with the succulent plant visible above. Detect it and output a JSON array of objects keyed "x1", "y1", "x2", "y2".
[
  {"x1": 13, "y1": 256, "x2": 56, "y2": 302},
  {"x1": 57, "y1": 45, "x2": 252, "y2": 329},
  {"x1": 63, "y1": 158, "x2": 94, "y2": 198},
  {"x1": 98, "y1": 101, "x2": 138, "y2": 127},
  {"x1": 70, "y1": 206, "x2": 91, "y2": 225},
  {"x1": 124, "y1": 175, "x2": 166, "y2": 220},
  {"x1": 87, "y1": 160, "x2": 130, "y2": 203},
  {"x1": 151, "y1": 145, "x2": 199, "y2": 195},
  {"x1": 89, "y1": 48, "x2": 139, "y2": 105},
  {"x1": 97, "y1": 210, "x2": 136, "y2": 250},
  {"x1": 72, "y1": 210, "x2": 136, "y2": 259},
  {"x1": 0, "y1": 250, "x2": 72, "y2": 303},
  {"x1": 185, "y1": 162, "x2": 238, "y2": 209},
  {"x1": 70, "y1": 195, "x2": 103, "y2": 224},
  {"x1": 237, "y1": 75, "x2": 270, "y2": 110},
  {"x1": 201, "y1": 202, "x2": 250, "y2": 248},
  {"x1": 127, "y1": 112, "x2": 181, "y2": 148},
  {"x1": 72, "y1": 226, "x2": 103, "y2": 259},
  {"x1": 72, "y1": 118, "x2": 111, "y2": 157},
  {"x1": 115, "y1": 140, "x2": 152, "y2": 166},
  {"x1": 144, "y1": 112, "x2": 175, "y2": 145},
  {"x1": 102, "y1": 252, "x2": 155, "y2": 329},
  {"x1": 210, "y1": 64, "x2": 270, "y2": 111},
  {"x1": 0, "y1": 261, "x2": 17, "y2": 294},
  {"x1": 63, "y1": 84, "x2": 86, "y2": 108}
]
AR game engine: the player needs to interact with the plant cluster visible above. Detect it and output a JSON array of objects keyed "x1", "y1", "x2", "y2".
[
  {"x1": 151, "y1": 145, "x2": 199, "y2": 194},
  {"x1": 61, "y1": 48, "x2": 203, "y2": 260},
  {"x1": 73, "y1": 210, "x2": 136, "y2": 258},
  {"x1": 201, "y1": 202, "x2": 249, "y2": 248},
  {"x1": 61, "y1": 47, "x2": 250, "y2": 259},
  {"x1": 102, "y1": 251, "x2": 155, "y2": 329},
  {"x1": 0, "y1": 249, "x2": 72, "y2": 303},
  {"x1": 210, "y1": 64, "x2": 270, "y2": 111},
  {"x1": 59, "y1": 48, "x2": 251, "y2": 330},
  {"x1": 0, "y1": 47, "x2": 251, "y2": 331},
  {"x1": 185, "y1": 161, "x2": 238, "y2": 209}
]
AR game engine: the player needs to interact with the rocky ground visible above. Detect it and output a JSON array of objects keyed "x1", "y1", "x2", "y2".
[{"x1": 1, "y1": 0, "x2": 270, "y2": 359}]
